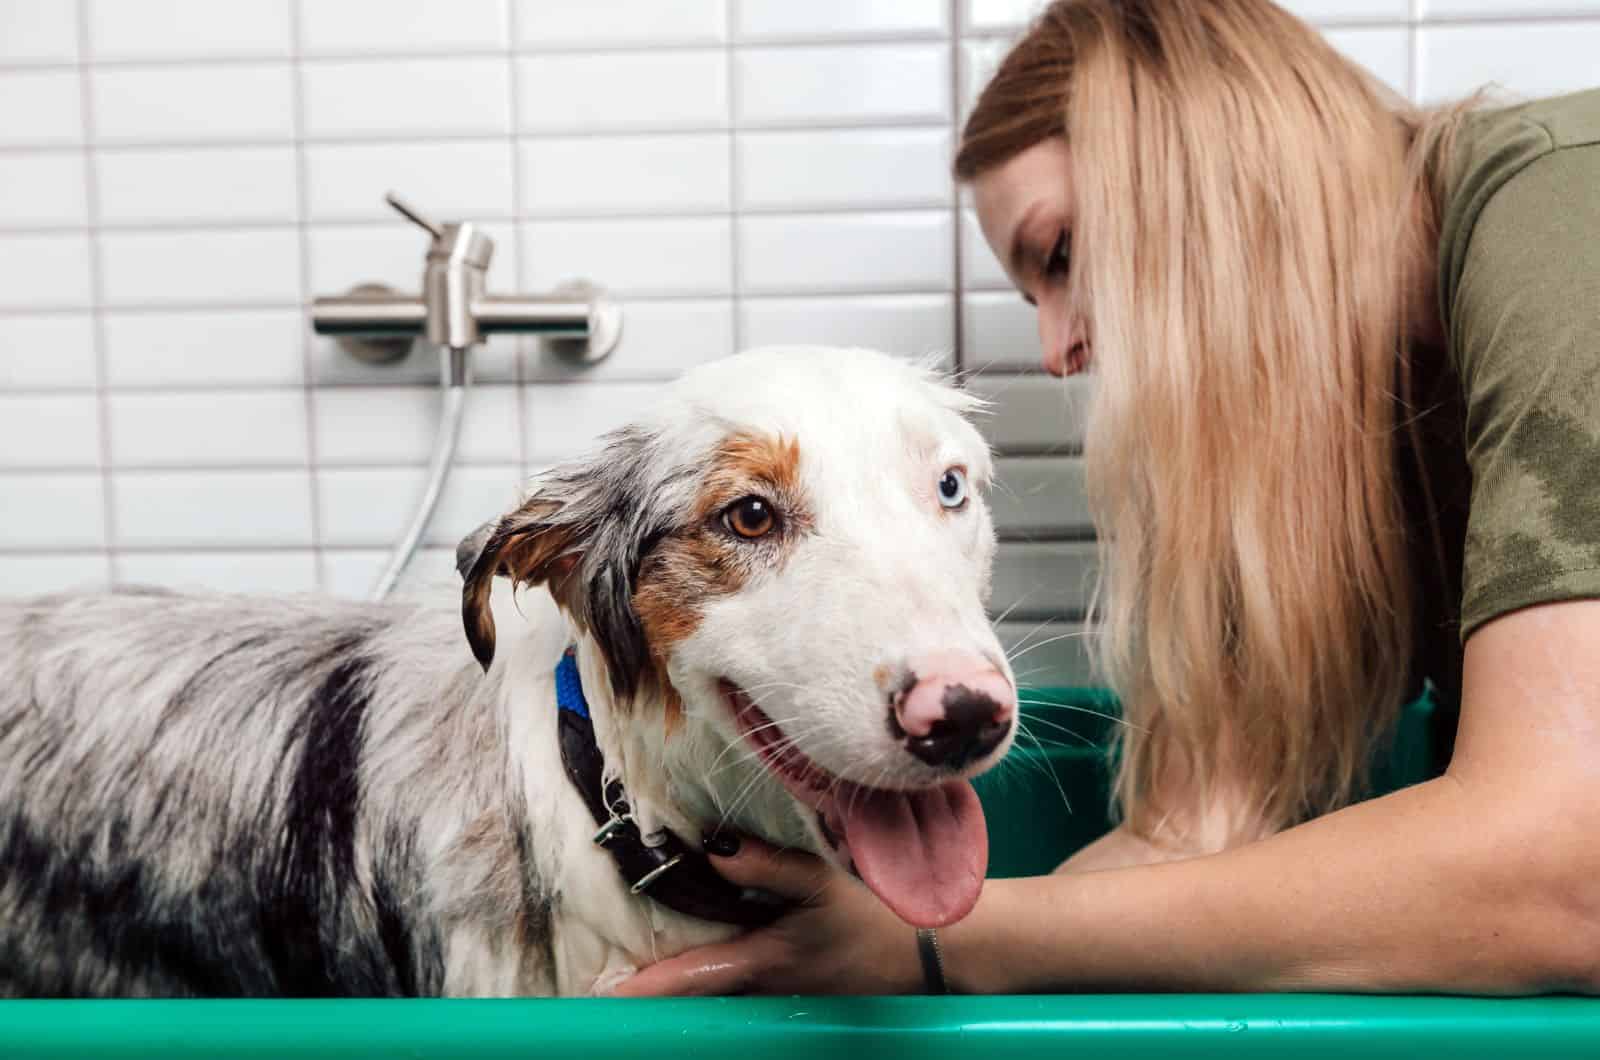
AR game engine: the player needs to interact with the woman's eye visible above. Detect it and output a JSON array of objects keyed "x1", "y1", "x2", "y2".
[
  {"x1": 1043, "y1": 229, "x2": 1071, "y2": 279},
  {"x1": 937, "y1": 467, "x2": 969, "y2": 510},
  {"x1": 723, "y1": 496, "x2": 776, "y2": 539}
]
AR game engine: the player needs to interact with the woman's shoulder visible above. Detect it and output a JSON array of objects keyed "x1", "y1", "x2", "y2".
[
  {"x1": 1439, "y1": 88, "x2": 1600, "y2": 641},
  {"x1": 1438, "y1": 88, "x2": 1600, "y2": 318}
]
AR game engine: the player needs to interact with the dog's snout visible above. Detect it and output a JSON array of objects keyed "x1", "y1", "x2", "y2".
[{"x1": 889, "y1": 653, "x2": 1014, "y2": 771}]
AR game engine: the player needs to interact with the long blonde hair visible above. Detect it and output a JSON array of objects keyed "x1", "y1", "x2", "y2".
[{"x1": 957, "y1": 0, "x2": 1465, "y2": 846}]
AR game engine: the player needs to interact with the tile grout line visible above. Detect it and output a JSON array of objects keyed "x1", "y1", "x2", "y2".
[
  {"x1": 725, "y1": 0, "x2": 744, "y2": 352},
  {"x1": 948, "y1": 0, "x2": 965, "y2": 375},
  {"x1": 287, "y1": 0, "x2": 328, "y2": 590},
  {"x1": 73, "y1": 0, "x2": 119, "y2": 587},
  {"x1": 507, "y1": 0, "x2": 531, "y2": 487}
]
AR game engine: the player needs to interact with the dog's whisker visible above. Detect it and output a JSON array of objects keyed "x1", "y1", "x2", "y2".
[
  {"x1": 1012, "y1": 713, "x2": 1104, "y2": 747},
  {"x1": 1016, "y1": 700, "x2": 1141, "y2": 733},
  {"x1": 1006, "y1": 629, "x2": 1101, "y2": 665},
  {"x1": 989, "y1": 589, "x2": 1044, "y2": 628},
  {"x1": 1001, "y1": 614, "x2": 1058, "y2": 658},
  {"x1": 1012, "y1": 720, "x2": 1074, "y2": 816}
]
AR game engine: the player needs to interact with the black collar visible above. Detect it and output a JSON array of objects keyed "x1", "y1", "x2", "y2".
[{"x1": 554, "y1": 649, "x2": 787, "y2": 928}]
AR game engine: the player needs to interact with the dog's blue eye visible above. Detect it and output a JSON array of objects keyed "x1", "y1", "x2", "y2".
[{"x1": 937, "y1": 467, "x2": 968, "y2": 510}]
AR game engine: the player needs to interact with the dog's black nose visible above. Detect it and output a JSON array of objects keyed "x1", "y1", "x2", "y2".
[{"x1": 904, "y1": 684, "x2": 1010, "y2": 770}]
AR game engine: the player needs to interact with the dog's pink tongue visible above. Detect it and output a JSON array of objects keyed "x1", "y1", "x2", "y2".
[{"x1": 842, "y1": 781, "x2": 987, "y2": 928}]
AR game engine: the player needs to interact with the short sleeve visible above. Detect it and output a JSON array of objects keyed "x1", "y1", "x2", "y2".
[{"x1": 1452, "y1": 140, "x2": 1600, "y2": 638}]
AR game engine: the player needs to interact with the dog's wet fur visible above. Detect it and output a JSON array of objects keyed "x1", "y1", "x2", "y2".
[{"x1": 0, "y1": 347, "x2": 1014, "y2": 996}]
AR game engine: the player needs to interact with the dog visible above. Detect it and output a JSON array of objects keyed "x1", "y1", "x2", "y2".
[{"x1": 0, "y1": 346, "x2": 1018, "y2": 997}]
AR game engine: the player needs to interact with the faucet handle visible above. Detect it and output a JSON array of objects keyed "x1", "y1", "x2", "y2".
[{"x1": 385, "y1": 190, "x2": 444, "y2": 241}]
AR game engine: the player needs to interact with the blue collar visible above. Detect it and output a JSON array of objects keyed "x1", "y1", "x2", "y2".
[{"x1": 554, "y1": 648, "x2": 589, "y2": 719}]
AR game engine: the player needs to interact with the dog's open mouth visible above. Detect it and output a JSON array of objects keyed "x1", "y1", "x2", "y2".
[{"x1": 721, "y1": 681, "x2": 988, "y2": 928}]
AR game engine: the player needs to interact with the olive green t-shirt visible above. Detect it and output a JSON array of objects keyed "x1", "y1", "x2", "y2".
[{"x1": 1437, "y1": 87, "x2": 1600, "y2": 639}]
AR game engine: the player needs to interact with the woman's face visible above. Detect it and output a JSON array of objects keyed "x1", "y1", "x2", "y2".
[{"x1": 972, "y1": 137, "x2": 1089, "y2": 377}]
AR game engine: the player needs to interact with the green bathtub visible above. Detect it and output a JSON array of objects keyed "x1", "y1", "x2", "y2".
[{"x1": 7, "y1": 689, "x2": 1599, "y2": 1058}]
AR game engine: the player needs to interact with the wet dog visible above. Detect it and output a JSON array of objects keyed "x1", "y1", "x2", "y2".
[{"x1": 0, "y1": 347, "x2": 1017, "y2": 996}]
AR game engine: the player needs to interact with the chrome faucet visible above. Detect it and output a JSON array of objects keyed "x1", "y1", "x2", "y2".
[{"x1": 312, "y1": 192, "x2": 622, "y2": 376}]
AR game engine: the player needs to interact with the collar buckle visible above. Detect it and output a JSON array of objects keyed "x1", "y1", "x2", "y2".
[{"x1": 592, "y1": 814, "x2": 633, "y2": 846}]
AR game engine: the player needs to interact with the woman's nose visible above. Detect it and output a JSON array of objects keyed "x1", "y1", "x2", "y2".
[{"x1": 1037, "y1": 306, "x2": 1074, "y2": 377}]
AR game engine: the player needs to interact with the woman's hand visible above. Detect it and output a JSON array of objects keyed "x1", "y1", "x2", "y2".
[{"x1": 612, "y1": 837, "x2": 926, "y2": 996}]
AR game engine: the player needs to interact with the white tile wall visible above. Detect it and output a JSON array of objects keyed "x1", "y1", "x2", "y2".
[
  {"x1": 92, "y1": 65, "x2": 296, "y2": 143},
  {"x1": 0, "y1": 234, "x2": 93, "y2": 309},
  {"x1": 738, "y1": 211, "x2": 952, "y2": 293},
  {"x1": 0, "y1": 473, "x2": 108, "y2": 549},
  {"x1": 114, "y1": 469, "x2": 315, "y2": 548},
  {"x1": 0, "y1": 154, "x2": 89, "y2": 228},
  {"x1": 117, "y1": 550, "x2": 320, "y2": 594},
  {"x1": 734, "y1": 0, "x2": 948, "y2": 41},
  {"x1": 518, "y1": 1, "x2": 728, "y2": 49},
  {"x1": 0, "y1": 0, "x2": 1592, "y2": 636},
  {"x1": 312, "y1": 386, "x2": 522, "y2": 465},
  {"x1": 0, "y1": 0, "x2": 80, "y2": 64},
  {"x1": 300, "y1": 58, "x2": 513, "y2": 139},
  {"x1": 517, "y1": 51, "x2": 730, "y2": 133},
  {"x1": 0, "y1": 393, "x2": 102, "y2": 468},
  {"x1": 1418, "y1": 21, "x2": 1600, "y2": 101},
  {"x1": 0, "y1": 70, "x2": 81, "y2": 146},
  {"x1": 523, "y1": 299, "x2": 735, "y2": 381},
  {"x1": 103, "y1": 309, "x2": 305, "y2": 387},
  {"x1": 99, "y1": 229, "x2": 302, "y2": 306},
  {"x1": 736, "y1": 128, "x2": 953, "y2": 210},
  {"x1": 524, "y1": 382, "x2": 666, "y2": 463},
  {"x1": 521, "y1": 134, "x2": 732, "y2": 215},
  {"x1": 299, "y1": 0, "x2": 509, "y2": 55},
  {"x1": 108, "y1": 390, "x2": 309, "y2": 467},
  {"x1": 95, "y1": 147, "x2": 300, "y2": 226},
  {"x1": 519, "y1": 217, "x2": 733, "y2": 296},
  {"x1": 85, "y1": 0, "x2": 294, "y2": 60},
  {"x1": 0, "y1": 553, "x2": 111, "y2": 596},
  {"x1": 305, "y1": 141, "x2": 517, "y2": 222},
  {"x1": 734, "y1": 44, "x2": 950, "y2": 125},
  {"x1": 0, "y1": 315, "x2": 98, "y2": 388},
  {"x1": 740, "y1": 293, "x2": 955, "y2": 360}
]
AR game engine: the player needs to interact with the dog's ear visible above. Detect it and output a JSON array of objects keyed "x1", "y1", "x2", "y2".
[
  {"x1": 460, "y1": 497, "x2": 585, "y2": 670},
  {"x1": 455, "y1": 519, "x2": 498, "y2": 582},
  {"x1": 461, "y1": 427, "x2": 677, "y2": 683}
]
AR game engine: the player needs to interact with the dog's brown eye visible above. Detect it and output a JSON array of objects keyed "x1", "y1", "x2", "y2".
[{"x1": 724, "y1": 496, "x2": 776, "y2": 539}]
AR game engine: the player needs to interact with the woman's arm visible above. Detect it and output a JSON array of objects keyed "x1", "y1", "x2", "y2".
[{"x1": 617, "y1": 600, "x2": 1600, "y2": 996}]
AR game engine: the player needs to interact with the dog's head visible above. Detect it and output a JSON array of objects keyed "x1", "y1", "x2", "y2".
[{"x1": 462, "y1": 347, "x2": 1015, "y2": 927}]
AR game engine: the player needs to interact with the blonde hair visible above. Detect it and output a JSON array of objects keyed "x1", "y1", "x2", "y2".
[{"x1": 957, "y1": 0, "x2": 1468, "y2": 846}]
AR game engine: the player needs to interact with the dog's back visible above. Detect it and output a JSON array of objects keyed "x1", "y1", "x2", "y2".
[{"x1": 0, "y1": 590, "x2": 525, "y2": 997}]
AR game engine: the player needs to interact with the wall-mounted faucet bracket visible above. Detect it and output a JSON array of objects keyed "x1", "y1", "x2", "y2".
[{"x1": 311, "y1": 191, "x2": 622, "y2": 367}]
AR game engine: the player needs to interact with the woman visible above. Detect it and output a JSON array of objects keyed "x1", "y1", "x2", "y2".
[{"x1": 622, "y1": 0, "x2": 1600, "y2": 995}]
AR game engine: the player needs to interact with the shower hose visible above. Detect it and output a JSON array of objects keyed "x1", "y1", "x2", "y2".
[{"x1": 369, "y1": 344, "x2": 469, "y2": 601}]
